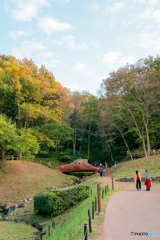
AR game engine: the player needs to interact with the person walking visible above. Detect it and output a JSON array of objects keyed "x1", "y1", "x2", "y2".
[
  {"x1": 48, "y1": 162, "x2": 51, "y2": 168},
  {"x1": 145, "y1": 169, "x2": 151, "y2": 191},
  {"x1": 134, "y1": 170, "x2": 141, "y2": 190},
  {"x1": 114, "y1": 160, "x2": 117, "y2": 167},
  {"x1": 102, "y1": 166, "x2": 105, "y2": 177},
  {"x1": 105, "y1": 162, "x2": 108, "y2": 169},
  {"x1": 99, "y1": 166, "x2": 103, "y2": 177}
]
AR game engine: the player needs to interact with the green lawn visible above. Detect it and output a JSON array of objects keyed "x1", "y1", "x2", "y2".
[
  {"x1": 33, "y1": 156, "x2": 62, "y2": 170},
  {"x1": 43, "y1": 177, "x2": 118, "y2": 240},
  {"x1": 11, "y1": 176, "x2": 117, "y2": 240},
  {"x1": 0, "y1": 222, "x2": 35, "y2": 240},
  {"x1": 110, "y1": 154, "x2": 160, "y2": 179}
]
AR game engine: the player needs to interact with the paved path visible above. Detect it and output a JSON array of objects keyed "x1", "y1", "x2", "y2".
[{"x1": 104, "y1": 185, "x2": 160, "y2": 240}]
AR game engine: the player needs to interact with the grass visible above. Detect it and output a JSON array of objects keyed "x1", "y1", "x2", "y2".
[
  {"x1": 42, "y1": 177, "x2": 118, "y2": 240},
  {"x1": 33, "y1": 156, "x2": 63, "y2": 170},
  {"x1": 108, "y1": 154, "x2": 160, "y2": 179},
  {"x1": 2, "y1": 155, "x2": 160, "y2": 240},
  {"x1": 0, "y1": 222, "x2": 35, "y2": 240},
  {"x1": 0, "y1": 160, "x2": 76, "y2": 204},
  {"x1": 6, "y1": 176, "x2": 117, "y2": 240}
]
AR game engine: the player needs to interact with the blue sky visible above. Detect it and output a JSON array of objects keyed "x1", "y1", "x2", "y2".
[{"x1": 1, "y1": 0, "x2": 160, "y2": 95}]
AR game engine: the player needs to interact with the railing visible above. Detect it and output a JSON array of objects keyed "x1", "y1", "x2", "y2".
[{"x1": 83, "y1": 178, "x2": 114, "y2": 240}]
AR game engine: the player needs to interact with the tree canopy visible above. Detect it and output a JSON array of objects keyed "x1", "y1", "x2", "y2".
[{"x1": 1, "y1": 55, "x2": 160, "y2": 167}]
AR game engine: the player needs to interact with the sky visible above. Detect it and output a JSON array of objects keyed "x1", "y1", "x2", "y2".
[{"x1": 1, "y1": 0, "x2": 160, "y2": 95}]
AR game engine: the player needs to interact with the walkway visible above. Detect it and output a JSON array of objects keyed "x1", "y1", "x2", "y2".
[{"x1": 104, "y1": 185, "x2": 160, "y2": 240}]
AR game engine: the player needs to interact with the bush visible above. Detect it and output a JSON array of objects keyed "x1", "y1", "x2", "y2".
[
  {"x1": 34, "y1": 185, "x2": 90, "y2": 216},
  {"x1": 59, "y1": 155, "x2": 71, "y2": 162}
]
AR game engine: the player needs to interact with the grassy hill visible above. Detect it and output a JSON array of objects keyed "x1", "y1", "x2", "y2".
[
  {"x1": 107, "y1": 154, "x2": 160, "y2": 179},
  {"x1": 0, "y1": 160, "x2": 76, "y2": 204}
]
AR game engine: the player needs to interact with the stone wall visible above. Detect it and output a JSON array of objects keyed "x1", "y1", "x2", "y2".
[{"x1": 116, "y1": 176, "x2": 160, "y2": 182}]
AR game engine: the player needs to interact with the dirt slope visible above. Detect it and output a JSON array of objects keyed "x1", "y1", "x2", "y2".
[{"x1": 0, "y1": 160, "x2": 75, "y2": 204}]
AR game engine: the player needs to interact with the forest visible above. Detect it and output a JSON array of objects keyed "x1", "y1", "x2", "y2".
[{"x1": 0, "y1": 55, "x2": 160, "y2": 167}]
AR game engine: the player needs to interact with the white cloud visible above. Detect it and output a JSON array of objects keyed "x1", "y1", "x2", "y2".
[
  {"x1": 9, "y1": 31, "x2": 25, "y2": 39},
  {"x1": 137, "y1": 0, "x2": 146, "y2": 3},
  {"x1": 12, "y1": 40, "x2": 46, "y2": 59},
  {"x1": 138, "y1": 31, "x2": 160, "y2": 51},
  {"x1": 9, "y1": 0, "x2": 49, "y2": 21},
  {"x1": 110, "y1": 2, "x2": 126, "y2": 14},
  {"x1": 66, "y1": 83, "x2": 88, "y2": 92},
  {"x1": 103, "y1": 52, "x2": 122, "y2": 63},
  {"x1": 9, "y1": 30, "x2": 33, "y2": 39},
  {"x1": 75, "y1": 63, "x2": 87, "y2": 72},
  {"x1": 137, "y1": 7, "x2": 154, "y2": 20},
  {"x1": 48, "y1": 38, "x2": 64, "y2": 46},
  {"x1": 148, "y1": 0, "x2": 158, "y2": 4},
  {"x1": 40, "y1": 59, "x2": 64, "y2": 68},
  {"x1": 103, "y1": 52, "x2": 135, "y2": 69},
  {"x1": 90, "y1": 41, "x2": 100, "y2": 48},
  {"x1": 152, "y1": 9, "x2": 160, "y2": 22},
  {"x1": 63, "y1": 0, "x2": 71, "y2": 3},
  {"x1": 38, "y1": 52, "x2": 55, "y2": 58},
  {"x1": 88, "y1": 2, "x2": 101, "y2": 11},
  {"x1": 38, "y1": 17, "x2": 73, "y2": 34},
  {"x1": 125, "y1": 27, "x2": 160, "y2": 53},
  {"x1": 63, "y1": 35, "x2": 88, "y2": 50},
  {"x1": 136, "y1": 7, "x2": 160, "y2": 22},
  {"x1": 75, "y1": 63, "x2": 96, "y2": 75},
  {"x1": 119, "y1": 56, "x2": 135, "y2": 65}
]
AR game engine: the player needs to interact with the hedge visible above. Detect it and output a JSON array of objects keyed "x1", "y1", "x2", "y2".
[
  {"x1": 34, "y1": 185, "x2": 90, "y2": 216},
  {"x1": 59, "y1": 155, "x2": 71, "y2": 162}
]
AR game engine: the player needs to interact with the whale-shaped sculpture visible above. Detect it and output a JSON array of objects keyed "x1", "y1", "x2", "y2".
[{"x1": 58, "y1": 159, "x2": 99, "y2": 173}]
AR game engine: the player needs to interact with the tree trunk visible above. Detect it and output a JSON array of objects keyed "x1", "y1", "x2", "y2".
[
  {"x1": 145, "y1": 123, "x2": 150, "y2": 157},
  {"x1": 19, "y1": 151, "x2": 22, "y2": 160},
  {"x1": 142, "y1": 137, "x2": 148, "y2": 157},
  {"x1": 73, "y1": 129, "x2": 76, "y2": 155},
  {"x1": 109, "y1": 142, "x2": 114, "y2": 163},
  {"x1": 88, "y1": 125, "x2": 91, "y2": 160},
  {"x1": 120, "y1": 132, "x2": 133, "y2": 160},
  {"x1": 1, "y1": 147, "x2": 6, "y2": 168},
  {"x1": 17, "y1": 98, "x2": 22, "y2": 129}
]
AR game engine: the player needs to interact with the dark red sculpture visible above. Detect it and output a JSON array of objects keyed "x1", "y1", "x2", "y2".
[{"x1": 58, "y1": 159, "x2": 99, "y2": 173}]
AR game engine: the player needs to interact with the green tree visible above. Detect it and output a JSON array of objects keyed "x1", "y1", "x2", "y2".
[
  {"x1": 100, "y1": 57, "x2": 160, "y2": 157},
  {"x1": 80, "y1": 95, "x2": 100, "y2": 160},
  {"x1": 0, "y1": 115, "x2": 39, "y2": 166}
]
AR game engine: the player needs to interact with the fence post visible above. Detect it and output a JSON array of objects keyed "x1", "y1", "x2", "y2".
[
  {"x1": 112, "y1": 176, "x2": 114, "y2": 190},
  {"x1": 97, "y1": 184, "x2": 101, "y2": 213},
  {"x1": 88, "y1": 209, "x2": 92, "y2": 232},
  {"x1": 48, "y1": 225, "x2": 50, "y2": 236},
  {"x1": 102, "y1": 188, "x2": 104, "y2": 199},
  {"x1": 40, "y1": 234, "x2": 43, "y2": 240},
  {"x1": 52, "y1": 218, "x2": 55, "y2": 229},
  {"x1": 105, "y1": 185, "x2": 107, "y2": 195},
  {"x1": 95, "y1": 197, "x2": 97, "y2": 211},
  {"x1": 107, "y1": 184, "x2": 109, "y2": 191},
  {"x1": 84, "y1": 223, "x2": 88, "y2": 240},
  {"x1": 91, "y1": 189, "x2": 92, "y2": 196},
  {"x1": 92, "y1": 201, "x2": 94, "y2": 219}
]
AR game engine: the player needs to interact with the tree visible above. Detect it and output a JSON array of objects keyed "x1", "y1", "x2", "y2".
[
  {"x1": 100, "y1": 57, "x2": 160, "y2": 157},
  {"x1": 34, "y1": 122, "x2": 73, "y2": 153},
  {"x1": 80, "y1": 95, "x2": 100, "y2": 160},
  {"x1": 0, "y1": 115, "x2": 39, "y2": 166},
  {"x1": 70, "y1": 91, "x2": 88, "y2": 154},
  {"x1": 0, "y1": 56, "x2": 73, "y2": 128}
]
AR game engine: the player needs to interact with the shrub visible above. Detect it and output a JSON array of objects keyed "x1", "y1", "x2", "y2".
[
  {"x1": 59, "y1": 155, "x2": 71, "y2": 162},
  {"x1": 34, "y1": 185, "x2": 90, "y2": 216}
]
